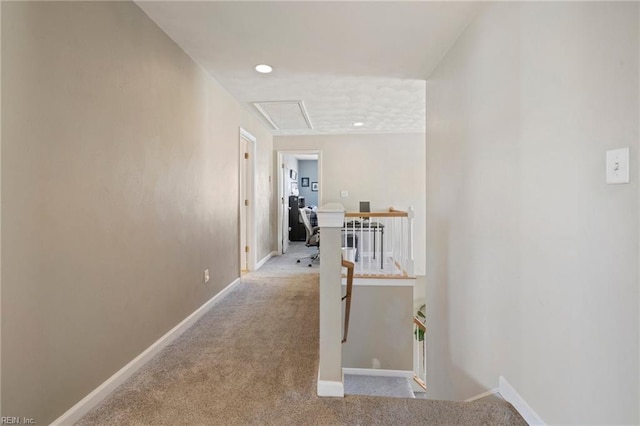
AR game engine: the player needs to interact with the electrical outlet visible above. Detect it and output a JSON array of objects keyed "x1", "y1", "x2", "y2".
[{"x1": 203, "y1": 269, "x2": 210, "y2": 283}]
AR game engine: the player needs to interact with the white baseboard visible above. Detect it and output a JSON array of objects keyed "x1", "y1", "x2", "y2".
[
  {"x1": 256, "y1": 251, "x2": 277, "y2": 270},
  {"x1": 317, "y1": 380, "x2": 344, "y2": 397},
  {"x1": 52, "y1": 277, "x2": 242, "y2": 425},
  {"x1": 317, "y1": 370, "x2": 344, "y2": 397},
  {"x1": 499, "y1": 376, "x2": 545, "y2": 425},
  {"x1": 465, "y1": 387, "x2": 500, "y2": 402},
  {"x1": 342, "y1": 367, "x2": 414, "y2": 378}
]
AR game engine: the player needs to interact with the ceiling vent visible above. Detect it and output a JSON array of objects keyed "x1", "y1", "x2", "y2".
[{"x1": 253, "y1": 101, "x2": 313, "y2": 130}]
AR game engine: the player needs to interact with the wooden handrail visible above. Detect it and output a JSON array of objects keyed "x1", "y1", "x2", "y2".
[
  {"x1": 413, "y1": 376, "x2": 427, "y2": 391},
  {"x1": 341, "y1": 259, "x2": 355, "y2": 344},
  {"x1": 345, "y1": 211, "x2": 408, "y2": 218},
  {"x1": 389, "y1": 207, "x2": 407, "y2": 214}
]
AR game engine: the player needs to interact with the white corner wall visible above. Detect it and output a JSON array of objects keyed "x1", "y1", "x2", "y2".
[{"x1": 425, "y1": 2, "x2": 639, "y2": 424}]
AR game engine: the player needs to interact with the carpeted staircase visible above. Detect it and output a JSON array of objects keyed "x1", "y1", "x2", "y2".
[{"x1": 344, "y1": 374, "x2": 416, "y2": 399}]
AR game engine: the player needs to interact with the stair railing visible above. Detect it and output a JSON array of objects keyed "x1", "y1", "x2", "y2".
[
  {"x1": 341, "y1": 206, "x2": 414, "y2": 278},
  {"x1": 341, "y1": 259, "x2": 354, "y2": 343},
  {"x1": 413, "y1": 315, "x2": 427, "y2": 390}
]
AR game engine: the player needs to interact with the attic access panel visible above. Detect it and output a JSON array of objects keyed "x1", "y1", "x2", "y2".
[{"x1": 253, "y1": 100, "x2": 313, "y2": 130}]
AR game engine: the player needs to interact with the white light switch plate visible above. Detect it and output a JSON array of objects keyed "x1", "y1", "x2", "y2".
[
  {"x1": 340, "y1": 190, "x2": 349, "y2": 198},
  {"x1": 606, "y1": 148, "x2": 629, "y2": 184}
]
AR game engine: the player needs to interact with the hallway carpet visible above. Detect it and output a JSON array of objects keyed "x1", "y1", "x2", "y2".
[{"x1": 78, "y1": 245, "x2": 526, "y2": 425}]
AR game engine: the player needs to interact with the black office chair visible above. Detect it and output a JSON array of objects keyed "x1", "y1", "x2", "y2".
[{"x1": 296, "y1": 208, "x2": 319, "y2": 267}]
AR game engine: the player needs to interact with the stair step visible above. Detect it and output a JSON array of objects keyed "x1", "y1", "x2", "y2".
[{"x1": 344, "y1": 374, "x2": 415, "y2": 399}]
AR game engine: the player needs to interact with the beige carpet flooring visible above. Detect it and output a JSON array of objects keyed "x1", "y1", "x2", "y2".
[{"x1": 78, "y1": 243, "x2": 526, "y2": 425}]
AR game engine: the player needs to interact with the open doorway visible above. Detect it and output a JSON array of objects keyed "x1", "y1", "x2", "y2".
[{"x1": 277, "y1": 150, "x2": 321, "y2": 255}]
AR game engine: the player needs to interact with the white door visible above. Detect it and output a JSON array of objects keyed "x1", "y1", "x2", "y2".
[{"x1": 240, "y1": 137, "x2": 248, "y2": 271}]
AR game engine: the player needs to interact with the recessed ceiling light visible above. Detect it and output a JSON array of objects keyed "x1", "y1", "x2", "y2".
[
  {"x1": 255, "y1": 64, "x2": 273, "y2": 74},
  {"x1": 353, "y1": 122, "x2": 364, "y2": 127}
]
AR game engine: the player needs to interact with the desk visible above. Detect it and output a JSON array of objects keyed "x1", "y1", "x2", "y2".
[
  {"x1": 289, "y1": 196, "x2": 306, "y2": 241},
  {"x1": 343, "y1": 220, "x2": 385, "y2": 269}
]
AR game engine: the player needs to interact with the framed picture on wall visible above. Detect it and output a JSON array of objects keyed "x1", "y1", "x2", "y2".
[
  {"x1": 290, "y1": 170, "x2": 297, "y2": 180},
  {"x1": 301, "y1": 177, "x2": 309, "y2": 187},
  {"x1": 311, "y1": 182, "x2": 318, "y2": 192}
]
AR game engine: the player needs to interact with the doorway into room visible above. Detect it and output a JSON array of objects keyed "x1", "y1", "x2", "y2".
[{"x1": 277, "y1": 151, "x2": 321, "y2": 255}]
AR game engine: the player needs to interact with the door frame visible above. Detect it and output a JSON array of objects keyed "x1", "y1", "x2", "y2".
[
  {"x1": 239, "y1": 128, "x2": 257, "y2": 272},
  {"x1": 276, "y1": 149, "x2": 322, "y2": 255}
]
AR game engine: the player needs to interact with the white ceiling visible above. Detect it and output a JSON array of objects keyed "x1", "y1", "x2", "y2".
[{"x1": 136, "y1": 1, "x2": 480, "y2": 135}]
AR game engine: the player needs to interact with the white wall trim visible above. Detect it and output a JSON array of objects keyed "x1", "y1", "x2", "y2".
[
  {"x1": 342, "y1": 368, "x2": 414, "y2": 378},
  {"x1": 317, "y1": 374, "x2": 344, "y2": 397},
  {"x1": 51, "y1": 277, "x2": 242, "y2": 425},
  {"x1": 464, "y1": 387, "x2": 500, "y2": 402},
  {"x1": 499, "y1": 376, "x2": 545, "y2": 425},
  {"x1": 239, "y1": 128, "x2": 256, "y2": 143},
  {"x1": 256, "y1": 251, "x2": 277, "y2": 270}
]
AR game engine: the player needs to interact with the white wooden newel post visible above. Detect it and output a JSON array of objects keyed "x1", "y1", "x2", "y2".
[{"x1": 316, "y1": 203, "x2": 345, "y2": 397}]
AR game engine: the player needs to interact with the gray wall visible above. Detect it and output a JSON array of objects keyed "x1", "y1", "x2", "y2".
[
  {"x1": 1, "y1": 2, "x2": 272, "y2": 422},
  {"x1": 342, "y1": 285, "x2": 413, "y2": 371},
  {"x1": 425, "y1": 2, "x2": 639, "y2": 424},
  {"x1": 298, "y1": 160, "x2": 318, "y2": 207},
  {"x1": 283, "y1": 155, "x2": 299, "y2": 198}
]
